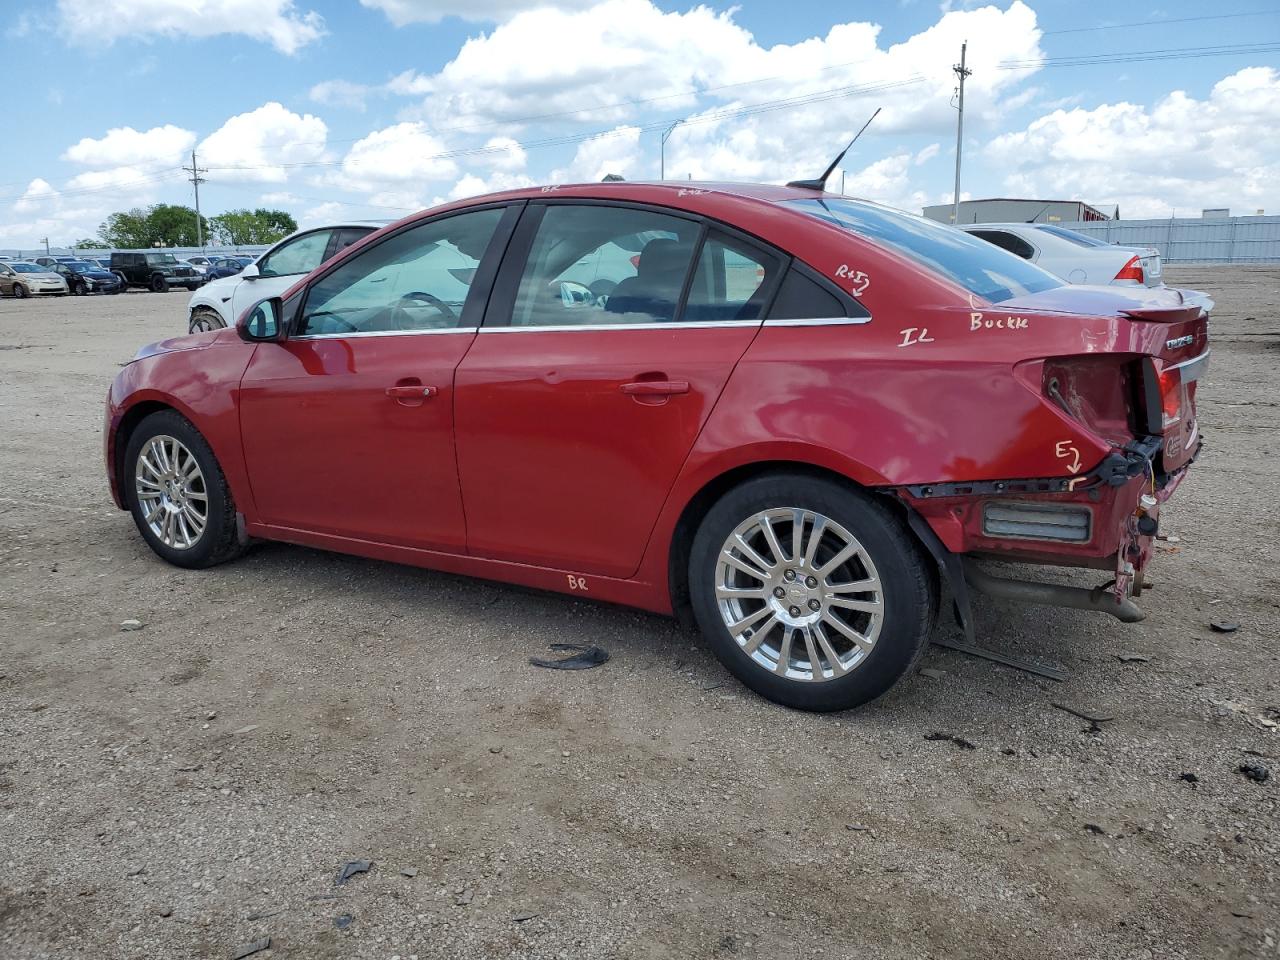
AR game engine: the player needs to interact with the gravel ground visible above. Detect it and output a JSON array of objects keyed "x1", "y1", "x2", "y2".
[{"x1": 1, "y1": 267, "x2": 1277, "y2": 960}]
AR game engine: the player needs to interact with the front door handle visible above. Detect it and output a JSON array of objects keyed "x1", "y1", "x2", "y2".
[
  {"x1": 386, "y1": 384, "x2": 437, "y2": 400},
  {"x1": 620, "y1": 380, "x2": 689, "y2": 397}
]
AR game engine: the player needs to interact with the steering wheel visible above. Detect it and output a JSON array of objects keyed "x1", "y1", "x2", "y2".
[
  {"x1": 391, "y1": 291, "x2": 457, "y2": 330},
  {"x1": 302, "y1": 309, "x2": 358, "y2": 334}
]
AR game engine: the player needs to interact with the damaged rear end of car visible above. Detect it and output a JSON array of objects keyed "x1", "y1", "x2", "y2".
[{"x1": 900, "y1": 284, "x2": 1210, "y2": 634}]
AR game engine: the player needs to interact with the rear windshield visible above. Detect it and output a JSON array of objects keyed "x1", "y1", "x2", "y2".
[
  {"x1": 1034, "y1": 224, "x2": 1108, "y2": 248},
  {"x1": 785, "y1": 198, "x2": 1063, "y2": 303}
]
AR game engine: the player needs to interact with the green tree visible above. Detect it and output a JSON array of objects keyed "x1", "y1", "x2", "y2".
[
  {"x1": 96, "y1": 204, "x2": 208, "y2": 248},
  {"x1": 208, "y1": 208, "x2": 298, "y2": 245},
  {"x1": 74, "y1": 237, "x2": 108, "y2": 248}
]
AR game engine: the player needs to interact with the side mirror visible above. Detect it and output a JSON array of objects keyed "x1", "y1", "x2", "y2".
[
  {"x1": 237, "y1": 297, "x2": 285, "y2": 342},
  {"x1": 241, "y1": 262, "x2": 260, "y2": 279}
]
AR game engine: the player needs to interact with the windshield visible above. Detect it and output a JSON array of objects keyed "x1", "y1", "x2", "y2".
[
  {"x1": 12, "y1": 262, "x2": 43, "y2": 272},
  {"x1": 65, "y1": 261, "x2": 96, "y2": 272},
  {"x1": 145, "y1": 253, "x2": 178, "y2": 265},
  {"x1": 1034, "y1": 224, "x2": 1108, "y2": 248},
  {"x1": 786, "y1": 198, "x2": 1063, "y2": 303}
]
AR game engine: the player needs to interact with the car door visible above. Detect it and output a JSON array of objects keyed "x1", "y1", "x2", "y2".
[
  {"x1": 228, "y1": 229, "x2": 337, "y2": 329},
  {"x1": 454, "y1": 201, "x2": 784, "y2": 578},
  {"x1": 238, "y1": 204, "x2": 519, "y2": 551}
]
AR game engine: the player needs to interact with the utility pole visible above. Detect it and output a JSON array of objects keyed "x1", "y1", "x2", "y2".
[
  {"x1": 40, "y1": 237, "x2": 50, "y2": 256},
  {"x1": 951, "y1": 40, "x2": 971, "y2": 225},
  {"x1": 183, "y1": 150, "x2": 208, "y2": 250},
  {"x1": 660, "y1": 121, "x2": 680, "y2": 181}
]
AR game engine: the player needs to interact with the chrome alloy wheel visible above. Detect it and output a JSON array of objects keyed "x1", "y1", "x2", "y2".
[
  {"x1": 135, "y1": 435, "x2": 209, "y2": 550},
  {"x1": 714, "y1": 508, "x2": 883, "y2": 682}
]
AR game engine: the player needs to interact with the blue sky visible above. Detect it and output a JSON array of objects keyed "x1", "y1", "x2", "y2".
[{"x1": 1, "y1": 0, "x2": 1277, "y2": 248}]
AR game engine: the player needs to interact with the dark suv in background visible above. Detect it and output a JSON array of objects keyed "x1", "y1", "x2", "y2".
[{"x1": 110, "y1": 252, "x2": 203, "y2": 292}]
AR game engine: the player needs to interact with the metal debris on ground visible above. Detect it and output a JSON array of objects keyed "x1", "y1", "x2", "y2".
[
  {"x1": 119, "y1": 619, "x2": 144, "y2": 631},
  {"x1": 512, "y1": 911, "x2": 540, "y2": 923},
  {"x1": 334, "y1": 914, "x2": 353, "y2": 929},
  {"x1": 918, "y1": 667, "x2": 946, "y2": 679},
  {"x1": 933, "y1": 636, "x2": 1066, "y2": 681},
  {"x1": 232, "y1": 938, "x2": 271, "y2": 959},
  {"x1": 925, "y1": 732, "x2": 976, "y2": 750},
  {"x1": 1238, "y1": 763, "x2": 1270, "y2": 783},
  {"x1": 335, "y1": 860, "x2": 373, "y2": 885},
  {"x1": 529, "y1": 643, "x2": 609, "y2": 670},
  {"x1": 400, "y1": 867, "x2": 418, "y2": 877},
  {"x1": 1116, "y1": 653, "x2": 1151, "y2": 663},
  {"x1": 1051, "y1": 702, "x2": 1114, "y2": 733},
  {"x1": 1210, "y1": 621, "x2": 1240, "y2": 633}
]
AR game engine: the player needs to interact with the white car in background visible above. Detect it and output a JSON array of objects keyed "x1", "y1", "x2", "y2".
[
  {"x1": 186, "y1": 221, "x2": 388, "y2": 332},
  {"x1": 959, "y1": 222, "x2": 1163, "y2": 288}
]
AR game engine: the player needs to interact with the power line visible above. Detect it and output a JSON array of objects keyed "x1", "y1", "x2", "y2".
[
  {"x1": 183, "y1": 151, "x2": 208, "y2": 250},
  {"x1": 999, "y1": 41, "x2": 1280, "y2": 68},
  {"x1": 1043, "y1": 11, "x2": 1276, "y2": 36}
]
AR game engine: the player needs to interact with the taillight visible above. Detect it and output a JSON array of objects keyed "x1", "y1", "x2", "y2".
[
  {"x1": 1157, "y1": 364, "x2": 1182, "y2": 427},
  {"x1": 1114, "y1": 255, "x2": 1144, "y2": 283}
]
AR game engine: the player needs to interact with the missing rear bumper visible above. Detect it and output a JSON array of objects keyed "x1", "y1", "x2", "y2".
[{"x1": 962, "y1": 559, "x2": 1144, "y2": 624}]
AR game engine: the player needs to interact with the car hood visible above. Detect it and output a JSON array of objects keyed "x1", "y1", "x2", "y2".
[
  {"x1": 997, "y1": 284, "x2": 1212, "y2": 320},
  {"x1": 131, "y1": 329, "x2": 231, "y2": 363},
  {"x1": 21, "y1": 271, "x2": 64, "y2": 281},
  {"x1": 200, "y1": 274, "x2": 241, "y2": 293},
  {"x1": 79, "y1": 270, "x2": 116, "y2": 280}
]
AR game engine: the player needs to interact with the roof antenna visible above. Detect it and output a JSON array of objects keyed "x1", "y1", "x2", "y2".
[
  {"x1": 1025, "y1": 203, "x2": 1052, "y2": 223},
  {"x1": 787, "y1": 107, "x2": 881, "y2": 191}
]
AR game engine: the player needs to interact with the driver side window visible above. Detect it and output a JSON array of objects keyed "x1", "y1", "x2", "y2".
[
  {"x1": 298, "y1": 208, "x2": 505, "y2": 337},
  {"x1": 258, "y1": 230, "x2": 333, "y2": 278}
]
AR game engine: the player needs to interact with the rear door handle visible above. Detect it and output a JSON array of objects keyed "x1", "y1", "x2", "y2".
[
  {"x1": 386, "y1": 384, "x2": 437, "y2": 399},
  {"x1": 620, "y1": 380, "x2": 689, "y2": 396}
]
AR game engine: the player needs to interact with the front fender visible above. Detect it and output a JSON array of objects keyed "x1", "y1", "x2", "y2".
[{"x1": 106, "y1": 334, "x2": 258, "y2": 519}]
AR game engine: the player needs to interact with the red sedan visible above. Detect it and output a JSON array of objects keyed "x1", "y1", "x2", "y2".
[{"x1": 104, "y1": 182, "x2": 1208, "y2": 711}]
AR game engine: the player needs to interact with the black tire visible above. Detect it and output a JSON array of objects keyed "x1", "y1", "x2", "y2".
[
  {"x1": 123, "y1": 410, "x2": 244, "y2": 569},
  {"x1": 688, "y1": 474, "x2": 937, "y2": 712},
  {"x1": 188, "y1": 306, "x2": 227, "y2": 334},
  {"x1": 150, "y1": 274, "x2": 169, "y2": 293},
  {"x1": 73, "y1": 280, "x2": 86, "y2": 296},
  {"x1": 14, "y1": 282, "x2": 29, "y2": 299}
]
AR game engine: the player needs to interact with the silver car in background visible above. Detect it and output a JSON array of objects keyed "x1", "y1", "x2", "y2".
[{"x1": 960, "y1": 222, "x2": 1163, "y2": 287}]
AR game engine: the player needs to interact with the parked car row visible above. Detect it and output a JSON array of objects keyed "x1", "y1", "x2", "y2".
[
  {"x1": 958, "y1": 223, "x2": 1163, "y2": 287},
  {"x1": 0, "y1": 252, "x2": 261, "y2": 298}
]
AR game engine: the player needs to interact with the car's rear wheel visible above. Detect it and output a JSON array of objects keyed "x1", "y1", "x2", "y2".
[
  {"x1": 150, "y1": 274, "x2": 169, "y2": 293},
  {"x1": 123, "y1": 411, "x2": 244, "y2": 569},
  {"x1": 189, "y1": 306, "x2": 227, "y2": 333},
  {"x1": 688, "y1": 474, "x2": 936, "y2": 712}
]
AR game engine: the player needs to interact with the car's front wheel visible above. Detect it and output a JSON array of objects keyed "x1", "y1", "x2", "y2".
[
  {"x1": 189, "y1": 306, "x2": 227, "y2": 333},
  {"x1": 123, "y1": 411, "x2": 244, "y2": 569},
  {"x1": 14, "y1": 282, "x2": 29, "y2": 299},
  {"x1": 688, "y1": 474, "x2": 937, "y2": 712},
  {"x1": 150, "y1": 274, "x2": 169, "y2": 293}
]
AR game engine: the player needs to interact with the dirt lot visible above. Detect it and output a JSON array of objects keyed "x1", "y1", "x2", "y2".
[{"x1": 1, "y1": 267, "x2": 1277, "y2": 960}]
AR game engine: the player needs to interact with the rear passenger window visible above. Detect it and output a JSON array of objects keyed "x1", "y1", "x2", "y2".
[
  {"x1": 768, "y1": 266, "x2": 866, "y2": 321},
  {"x1": 972, "y1": 230, "x2": 1035, "y2": 260},
  {"x1": 684, "y1": 232, "x2": 781, "y2": 323}
]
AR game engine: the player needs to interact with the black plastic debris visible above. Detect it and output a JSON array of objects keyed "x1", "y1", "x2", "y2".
[
  {"x1": 232, "y1": 938, "x2": 271, "y2": 959},
  {"x1": 529, "y1": 643, "x2": 609, "y2": 671},
  {"x1": 1083, "y1": 823, "x2": 1106, "y2": 836},
  {"x1": 1178, "y1": 772, "x2": 1200, "y2": 783},
  {"x1": 1210, "y1": 621, "x2": 1240, "y2": 633},
  {"x1": 924, "y1": 732, "x2": 976, "y2": 750},
  {"x1": 335, "y1": 860, "x2": 372, "y2": 886},
  {"x1": 1238, "y1": 763, "x2": 1270, "y2": 783},
  {"x1": 1051, "y1": 702, "x2": 1113, "y2": 733}
]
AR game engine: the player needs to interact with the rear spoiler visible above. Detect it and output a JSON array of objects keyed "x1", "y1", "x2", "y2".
[{"x1": 1121, "y1": 288, "x2": 1213, "y2": 324}]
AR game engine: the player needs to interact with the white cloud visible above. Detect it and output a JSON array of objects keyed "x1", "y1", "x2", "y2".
[
  {"x1": 63, "y1": 124, "x2": 195, "y2": 169},
  {"x1": 987, "y1": 66, "x2": 1280, "y2": 218},
  {"x1": 330, "y1": 122, "x2": 459, "y2": 189},
  {"x1": 447, "y1": 171, "x2": 537, "y2": 201},
  {"x1": 14, "y1": 179, "x2": 57, "y2": 214},
  {"x1": 360, "y1": 0, "x2": 594, "y2": 26},
  {"x1": 309, "y1": 79, "x2": 372, "y2": 112},
  {"x1": 199, "y1": 103, "x2": 329, "y2": 183},
  {"x1": 477, "y1": 136, "x2": 527, "y2": 172},
  {"x1": 55, "y1": 0, "x2": 324, "y2": 54},
  {"x1": 914, "y1": 143, "x2": 941, "y2": 165},
  {"x1": 551, "y1": 126, "x2": 642, "y2": 182},
  {"x1": 259, "y1": 192, "x2": 304, "y2": 206}
]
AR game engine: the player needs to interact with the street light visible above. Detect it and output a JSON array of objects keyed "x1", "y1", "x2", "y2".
[{"x1": 660, "y1": 120, "x2": 681, "y2": 181}]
